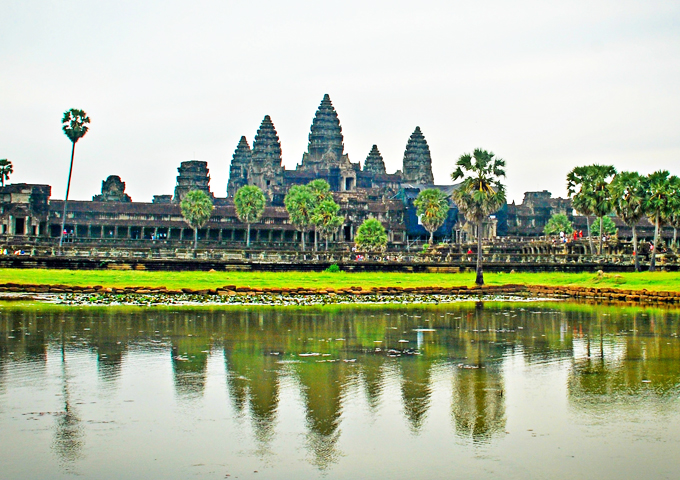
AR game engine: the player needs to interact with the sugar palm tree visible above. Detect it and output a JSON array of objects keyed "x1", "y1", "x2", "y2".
[
  {"x1": 59, "y1": 109, "x2": 91, "y2": 249},
  {"x1": 609, "y1": 171, "x2": 647, "y2": 271},
  {"x1": 567, "y1": 164, "x2": 616, "y2": 256},
  {"x1": 307, "y1": 179, "x2": 332, "y2": 251},
  {"x1": 0, "y1": 159, "x2": 12, "y2": 187},
  {"x1": 234, "y1": 185, "x2": 266, "y2": 247},
  {"x1": 644, "y1": 170, "x2": 673, "y2": 272},
  {"x1": 567, "y1": 166, "x2": 596, "y2": 255},
  {"x1": 311, "y1": 199, "x2": 344, "y2": 251},
  {"x1": 589, "y1": 165, "x2": 617, "y2": 255},
  {"x1": 663, "y1": 175, "x2": 680, "y2": 251},
  {"x1": 180, "y1": 190, "x2": 214, "y2": 250},
  {"x1": 451, "y1": 149, "x2": 506, "y2": 286},
  {"x1": 413, "y1": 188, "x2": 449, "y2": 244},
  {"x1": 284, "y1": 185, "x2": 315, "y2": 251}
]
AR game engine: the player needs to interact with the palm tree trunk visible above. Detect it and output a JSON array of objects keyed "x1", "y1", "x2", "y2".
[
  {"x1": 300, "y1": 230, "x2": 305, "y2": 251},
  {"x1": 429, "y1": 231, "x2": 434, "y2": 245},
  {"x1": 194, "y1": 227, "x2": 198, "y2": 250},
  {"x1": 585, "y1": 216, "x2": 594, "y2": 255},
  {"x1": 632, "y1": 225, "x2": 639, "y2": 272},
  {"x1": 674, "y1": 227, "x2": 677, "y2": 250},
  {"x1": 649, "y1": 212, "x2": 659, "y2": 272},
  {"x1": 246, "y1": 224, "x2": 251, "y2": 247},
  {"x1": 58, "y1": 142, "x2": 76, "y2": 249},
  {"x1": 475, "y1": 219, "x2": 484, "y2": 286},
  {"x1": 314, "y1": 227, "x2": 318, "y2": 252},
  {"x1": 325, "y1": 236, "x2": 329, "y2": 251},
  {"x1": 598, "y1": 216, "x2": 604, "y2": 255}
]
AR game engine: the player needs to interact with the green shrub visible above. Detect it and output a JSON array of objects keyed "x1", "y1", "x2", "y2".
[{"x1": 326, "y1": 264, "x2": 340, "y2": 273}]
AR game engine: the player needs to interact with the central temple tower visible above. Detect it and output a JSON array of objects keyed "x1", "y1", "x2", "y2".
[{"x1": 300, "y1": 94, "x2": 346, "y2": 171}]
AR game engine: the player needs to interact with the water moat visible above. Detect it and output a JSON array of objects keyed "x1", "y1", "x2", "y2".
[{"x1": 1, "y1": 301, "x2": 679, "y2": 479}]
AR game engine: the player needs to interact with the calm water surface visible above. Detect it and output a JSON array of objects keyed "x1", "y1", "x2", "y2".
[{"x1": 1, "y1": 301, "x2": 679, "y2": 479}]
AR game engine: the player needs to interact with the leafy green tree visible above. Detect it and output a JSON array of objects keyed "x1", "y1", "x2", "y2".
[
  {"x1": 180, "y1": 190, "x2": 214, "y2": 250},
  {"x1": 59, "y1": 109, "x2": 90, "y2": 248},
  {"x1": 590, "y1": 216, "x2": 618, "y2": 236},
  {"x1": 451, "y1": 149, "x2": 506, "y2": 286},
  {"x1": 284, "y1": 185, "x2": 315, "y2": 251},
  {"x1": 234, "y1": 185, "x2": 266, "y2": 247},
  {"x1": 609, "y1": 171, "x2": 647, "y2": 271},
  {"x1": 355, "y1": 218, "x2": 388, "y2": 252},
  {"x1": 307, "y1": 179, "x2": 332, "y2": 251},
  {"x1": 311, "y1": 199, "x2": 344, "y2": 251},
  {"x1": 543, "y1": 213, "x2": 574, "y2": 236},
  {"x1": 0, "y1": 159, "x2": 12, "y2": 187},
  {"x1": 644, "y1": 170, "x2": 673, "y2": 272},
  {"x1": 414, "y1": 188, "x2": 449, "y2": 244}
]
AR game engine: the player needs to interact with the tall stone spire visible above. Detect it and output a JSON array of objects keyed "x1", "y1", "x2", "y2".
[
  {"x1": 402, "y1": 127, "x2": 434, "y2": 184},
  {"x1": 302, "y1": 94, "x2": 344, "y2": 168},
  {"x1": 227, "y1": 136, "x2": 251, "y2": 197},
  {"x1": 363, "y1": 145, "x2": 386, "y2": 175},
  {"x1": 250, "y1": 115, "x2": 283, "y2": 190}
]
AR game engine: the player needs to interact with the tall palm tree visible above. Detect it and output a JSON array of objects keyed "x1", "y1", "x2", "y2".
[
  {"x1": 609, "y1": 171, "x2": 646, "y2": 271},
  {"x1": 311, "y1": 199, "x2": 344, "y2": 251},
  {"x1": 567, "y1": 164, "x2": 616, "y2": 256},
  {"x1": 234, "y1": 185, "x2": 266, "y2": 247},
  {"x1": 644, "y1": 170, "x2": 672, "y2": 272},
  {"x1": 180, "y1": 190, "x2": 214, "y2": 250},
  {"x1": 451, "y1": 149, "x2": 506, "y2": 286},
  {"x1": 0, "y1": 159, "x2": 12, "y2": 187},
  {"x1": 663, "y1": 175, "x2": 680, "y2": 251},
  {"x1": 567, "y1": 166, "x2": 596, "y2": 255},
  {"x1": 589, "y1": 165, "x2": 617, "y2": 255},
  {"x1": 59, "y1": 109, "x2": 90, "y2": 249},
  {"x1": 413, "y1": 188, "x2": 449, "y2": 244}
]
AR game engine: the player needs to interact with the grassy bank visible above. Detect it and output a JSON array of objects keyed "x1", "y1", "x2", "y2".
[{"x1": 1, "y1": 269, "x2": 680, "y2": 292}]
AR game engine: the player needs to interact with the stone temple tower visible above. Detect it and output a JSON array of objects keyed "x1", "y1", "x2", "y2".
[
  {"x1": 300, "y1": 94, "x2": 345, "y2": 171},
  {"x1": 227, "y1": 136, "x2": 251, "y2": 197},
  {"x1": 402, "y1": 127, "x2": 434, "y2": 184},
  {"x1": 363, "y1": 145, "x2": 387, "y2": 175},
  {"x1": 250, "y1": 115, "x2": 284, "y2": 191},
  {"x1": 173, "y1": 160, "x2": 213, "y2": 202}
]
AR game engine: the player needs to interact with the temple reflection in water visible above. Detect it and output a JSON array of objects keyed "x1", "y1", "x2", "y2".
[{"x1": 1, "y1": 302, "x2": 680, "y2": 473}]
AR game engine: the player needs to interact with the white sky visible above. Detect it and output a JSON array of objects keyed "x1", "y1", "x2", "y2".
[{"x1": 1, "y1": 0, "x2": 679, "y2": 203}]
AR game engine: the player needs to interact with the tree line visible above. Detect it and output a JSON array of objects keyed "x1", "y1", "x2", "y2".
[{"x1": 563, "y1": 165, "x2": 680, "y2": 272}]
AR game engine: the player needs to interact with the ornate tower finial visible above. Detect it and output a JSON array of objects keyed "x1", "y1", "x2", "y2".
[{"x1": 402, "y1": 127, "x2": 434, "y2": 184}]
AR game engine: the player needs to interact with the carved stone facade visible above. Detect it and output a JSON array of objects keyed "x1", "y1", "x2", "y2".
[
  {"x1": 0, "y1": 184, "x2": 51, "y2": 236},
  {"x1": 173, "y1": 161, "x2": 212, "y2": 203},
  {"x1": 506, "y1": 191, "x2": 572, "y2": 236},
  {"x1": 92, "y1": 175, "x2": 131, "y2": 202}
]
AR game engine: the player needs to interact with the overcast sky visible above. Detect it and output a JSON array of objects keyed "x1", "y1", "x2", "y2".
[{"x1": 2, "y1": 0, "x2": 679, "y2": 203}]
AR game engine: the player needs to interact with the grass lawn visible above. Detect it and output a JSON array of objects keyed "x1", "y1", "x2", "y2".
[{"x1": 1, "y1": 269, "x2": 680, "y2": 292}]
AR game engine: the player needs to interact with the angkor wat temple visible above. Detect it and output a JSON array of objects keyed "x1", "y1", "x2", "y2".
[{"x1": 0, "y1": 94, "x2": 664, "y2": 249}]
